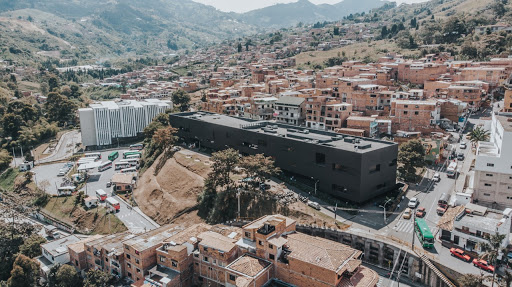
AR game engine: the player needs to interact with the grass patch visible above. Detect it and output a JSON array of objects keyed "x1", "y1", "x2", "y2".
[{"x1": 0, "y1": 168, "x2": 20, "y2": 191}]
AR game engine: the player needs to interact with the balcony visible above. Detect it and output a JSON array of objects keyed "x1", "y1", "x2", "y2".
[{"x1": 257, "y1": 224, "x2": 275, "y2": 235}]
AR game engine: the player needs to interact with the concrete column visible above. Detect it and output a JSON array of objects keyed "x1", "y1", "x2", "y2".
[
  {"x1": 364, "y1": 241, "x2": 371, "y2": 262},
  {"x1": 378, "y1": 242, "x2": 385, "y2": 267},
  {"x1": 407, "y1": 256, "x2": 415, "y2": 279}
]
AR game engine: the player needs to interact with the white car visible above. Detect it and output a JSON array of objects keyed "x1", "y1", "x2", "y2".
[
  {"x1": 433, "y1": 172, "x2": 441, "y2": 182},
  {"x1": 408, "y1": 197, "x2": 418, "y2": 208},
  {"x1": 460, "y1": 142, "x2": 467, "y2": 149}
]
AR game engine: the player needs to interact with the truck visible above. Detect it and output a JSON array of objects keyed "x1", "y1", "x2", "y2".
[
  {"x1": 446, "y1": 161, "x2": 458, "y2": 178},
  {"x1": 437, "y1": 193, "x2": 450, "y2": 215}
]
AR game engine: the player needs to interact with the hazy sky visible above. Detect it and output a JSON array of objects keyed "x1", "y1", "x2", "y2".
[{"x1": 192, "y1": 0, "x2": 428, "y2": 13}]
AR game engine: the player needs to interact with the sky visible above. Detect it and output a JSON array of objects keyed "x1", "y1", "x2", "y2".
[{"x1": 191, "y1": 0, "x2": 428, "y2": 13}]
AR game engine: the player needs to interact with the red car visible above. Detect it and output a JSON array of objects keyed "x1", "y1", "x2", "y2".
[
  {"x1": 450, "y1": 248, "x2": 471, "y2": 262},
  {"x1": 416, "y1": 207, "x2": 426, "y2": 218},
  {"x1": 473, "y1": 259, "x2": 495, "y2": 272}
]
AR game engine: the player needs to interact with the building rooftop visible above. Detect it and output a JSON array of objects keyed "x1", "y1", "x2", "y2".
[
  {"x1": 496, "y1": 114, "x2": 512, "y2": 132},
  {"x1": 174, "y1": 112, "x2": 396, "y2": 153},
  {"x1": 67, "y1": 235, "x2": 104, "y2": 254},
  {"x1": 198, "y1": 231, "x2": 237, "y2": 252},
  {"x1": 42, "y1": 235, "x2": 81, "y2": 256},
  {"x1": 283, "y1": 232, "x2": 361, "y2": 272},
  {"x1": 124, "y1": 225, "x2": 184, "y2": 252},
  {"x1": 243, "y1": 215, "x2": 295, "y2": 230},
  {"x1": 227, "y1": 254, "x2": 272, "y2": 277},
  {"x1": 87, "y1": 232, "x2": 136, "y2": 255},
  {"x1": 275, "y1": 96, "x2": 305, "y2": 106}
]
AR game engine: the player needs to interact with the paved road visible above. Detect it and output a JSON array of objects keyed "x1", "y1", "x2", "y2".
[
  {"x1": 37, "y1": 130, "x2": 81, "y2": 164},
  {"x1": 33, "y1": 148, "x2": 159, "y2": 234}
]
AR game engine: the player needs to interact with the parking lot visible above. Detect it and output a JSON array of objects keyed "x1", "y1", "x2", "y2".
[{"x1": 33, "y1": 148, "x2": 159, "y2": 233}]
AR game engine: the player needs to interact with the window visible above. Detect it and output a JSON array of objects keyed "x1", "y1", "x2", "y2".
[
  {"x1": 315, "y1": 153, "x2": 326, "y2": 165},
  {"x1": 213, "y1": 259, "x2": 217, "y2": 265},
  {"x1": 229, "y1": 275, "x2": 236, "y2": 281},
  {"x1": 269, "y1": 244, "x2": 273, "y2": 249},
  {"x1": 507, "y1": 196, "x2": 512, "y2": 200},
  {"x1": 244, "y1": 232, "x2": 251, "y2": 238},
  {"x1": 484, "y1": 193, "x2": 491, "y2": 196},
  {"x1": 487, "y1": 163, "x2": 495, "y2": 167},
  {"x1": 269, "y1": 254, "x2": 275, "y2": 260},
  {"x1": 403, "y1": 111, "x2": 408, "y2": 115},
  {"x1": 486, "y1": 174, "x2": 493, "y2": 177},
  {"x1": 369, "y1": 164, "x2": 381, "y2": 174},
  {"x1": 127, "y1": 272, "x2": 132, "y2": 278},
  {"x1": 258, "y1": 240, "x2": 263, "y2": 246},
  {"x1": 135, "y1": 259, "x2": 140, "y2": 264},
  {"x1": 172, "y1": 260, "x2": 178, "y2": 268},
  {"x1": 127, "y1": 263, "x2": 132, "y2": 268},
  {"x1": 159, "y1": 256, "x2": 165, "y2": 263},
  {"x1": 203, "y1": 256, "x2": 209, "y2": 262},
  {"x1": 126, "y1": 254, "x2": 131, "y2": 259},
  {"x1": 404, "y1": 105, "x2": 409, "y2": 108},
  {"x1": 125, "y1": 246, "x2": 130, "y2": 251},
  {"x1": 204, "y1": 247, "x2": 208, "y2": 252},
  {"x1": 136, "y1": 268, "x2": 141, "y2": 274},
  {"x1": 332, "y1": 163, "x2": 348, "y2": 172},
  {"x1": 414, "y1": 111, "x2": 419, "y2": 115},
  {"x1": 484, "y1": 183, "x2": 492, "y2": 187}
]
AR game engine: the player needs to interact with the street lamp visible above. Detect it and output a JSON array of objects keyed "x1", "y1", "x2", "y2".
[
  {"x1": 311, "y1": 177, "x2": 319, "y2": 195},
  {"x1": 382, "y1": 198, "x2": 393, "y2": 223}
]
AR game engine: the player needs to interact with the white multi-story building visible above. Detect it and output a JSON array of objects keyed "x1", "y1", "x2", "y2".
[
  {"x1": 79, "y1": 99, "x2": 172, "y2": 147},
  {"x1": 473, "y1": 112, "x2": 512, "y2": 209},
  {"x1": 274, "y1": 96, "x2": 305, "y2": 126}
]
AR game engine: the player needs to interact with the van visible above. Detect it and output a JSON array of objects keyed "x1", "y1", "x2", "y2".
[{"x1": 307, "y1": 201, "x2": 321, "y2": 210}]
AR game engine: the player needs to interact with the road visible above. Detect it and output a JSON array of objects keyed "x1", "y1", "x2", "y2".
[
  {"x1": 37, "y1": 130, "x2": 81, "y2": 164},
  {"x1": 33, "y1": 148, "x2": 159, "y2": 234}
]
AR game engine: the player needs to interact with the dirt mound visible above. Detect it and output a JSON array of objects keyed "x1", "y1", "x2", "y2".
[{"x1": 134, "y1": 153, "x2": 205, "y2": 225}]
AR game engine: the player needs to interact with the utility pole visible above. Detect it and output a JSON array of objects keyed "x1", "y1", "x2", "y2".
[
  {"x1": 12, "y1": 146, "x2": 16, "y2": 167},
  {"x1": 412, "y1": 210, "x2": 416, "y2": 252},
  {"x1": 334, "y1": 202, "x2": 338, "y2": 221},
  {"x1": 237, "y1": 189, "x2": 241, "y2": 220}
]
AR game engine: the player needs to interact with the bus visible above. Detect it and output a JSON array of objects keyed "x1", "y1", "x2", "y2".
[
  {"x1": 130, "y1": 144, "x2": 143, "y2": 150},
  {"x1": 120, "y1": 159, "x2": 139, "y2": 167},
  {"x1": 115, "y1": 162, "x2": 131, "y2": 170},
  {"x1": 415, "y1": 218, "x2": 434, "y2": 248},
  {"x1": 95, "y1": 189, "x2": 108, "y2": 201},
  {"x1": 125, "y1": 154, "x2": 141, "y2": 160},
  {"x1": 85, "y1": 153, "x2": 102, "y2": 161},
  {"x1": 98, "y1": 161, "x2": 113, "y2": 172},
  {"x1": 105, "y1": 197, "x2": 120, "y2": 213},
  {"x1": 108, "y1": 151, "x2": 119, "y2": 161},
  {"x1": 121, "y1": 167, "x2": 137, "y2": 173},
  {"x1": 123, "y1": 151, "x2": 142, "y2": 159},
  {"x1": 447, "y1": 161, "x2": 458, "y2": 178}
]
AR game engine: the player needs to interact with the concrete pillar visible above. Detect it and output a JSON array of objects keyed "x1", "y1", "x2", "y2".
[
  {"x1": 407, "y1": 256, "x2": 415, "y2": 279},
  {"x1": 378, "y1": 242, "x2": 385, "y2": 267},
  {"x1": 364, "y1": 240, "x2": 371, "y2": 262}
]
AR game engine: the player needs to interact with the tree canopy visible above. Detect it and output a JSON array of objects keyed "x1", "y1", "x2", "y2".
[{"x1": 398, "y1": 140, "x2": 426, "y2": 182}]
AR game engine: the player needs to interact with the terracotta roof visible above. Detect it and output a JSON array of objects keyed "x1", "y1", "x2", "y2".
[
  {"x1": 338, "y1": 265, "x2": 380, "y2": 287},
  {"x1": 198, "y1": 231, "x2": 236, "y2": 252},
  {"x1": 235, "y1": 276, "x2": 253, "y2": 287},
  {"x1": 284, "y1": 232, "x2": 361, "y2": 272},
  {"x1": 268, "y1": 237, "x2": 288, "y2": 248},
  {"x1": 227, "y1": 255, "x2": 271, "y2": 277},
  {"x1": 243, "y1": 214, "x2": 295, "y2": 230},
  {"x1": 437, "y1": 205, "x2": 466, "y2": 231}
]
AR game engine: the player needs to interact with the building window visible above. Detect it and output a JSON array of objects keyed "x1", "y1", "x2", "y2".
[
  {"x1": 315, "y1": 153, "x2": 326, "y2": 165},
  {"x1": 244, "y1": 232, "x2": 251, "y2": 238},
  {"x1": 403, "y1": 111, "x2": 408, "y2": 115},
  {"x1": 135, "y1": 259, "x2": 140, "y2": 264},
  {"x1": 487, "y1": 163, "x2": 494, "y2": 167},
  {"x1": 136, "y1": 268, "x2": 141, "y2": 274},
  {"x1": 484, "y1": 193, "x2": 491, "y2": 196},
  {"x1": 486, "y1": 174, "x2": 493, "y2": 177},
  {"x1": 128, "y1": 272, "x2": 132, "y2": 278},
  {"x1": 213, "y1": 259, "x2": 216, "y2": 265},
  {"x1": 229, "y1": 275, "x2": 236, "y2": 281},
  {"x1": 484, "y1": 183, "x2": 492, "y2": 187},
  {"x1": 269, "y1": 244, "x2": 273, "y2": 249},
  {"x1": 414, "y1": 111, "x2": 419, "y2": 115},
  {"x1": 172, "y1": 260, "x2": 178, "y2": 268},
  {"x1": 507, "y1": 196, "x2": 512, "y2": 200},
  {"x1": 258, "y1": 240, "x2": 263, "y2": 246},
  {"x1": 269, "y1": 254, "x2": 275, "y2": 260},
  {"x1": 332, "y1": 163, "x2": 348, "y2": 172},
  {"x1": 203, "y1": 256, "x2": 209, "y2": 262},
  {"x1": 159, "y1": 256, "x2": 165, "y2": 263},
  {"x1": 204, "y1": 247, "x2": 208, "y2": 252},
  {"x1": 126, "y1": 254, "x2": 131, "y2": 259},
  {"x1": 127, "y1": 263, "x2": 131, "y2": 268},
  {"x1": 369, "y1": 164, "x2": 381, "y2": 174}
]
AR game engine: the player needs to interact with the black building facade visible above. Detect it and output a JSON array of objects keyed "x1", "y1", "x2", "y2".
[{"x1": 169, "y1": 112, "x2": 398, "y2": 203}]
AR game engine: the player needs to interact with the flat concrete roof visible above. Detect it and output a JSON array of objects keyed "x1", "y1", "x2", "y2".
[{"x1": 174, "y1": 112, "x2": 396, "y2": 153}]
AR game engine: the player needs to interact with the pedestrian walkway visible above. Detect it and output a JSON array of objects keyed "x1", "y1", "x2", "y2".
[
  {"x1": 393, "y1": 220, "x2": 414, "y2": 233},
  {"x1": 376, "y1": 277, "x2": 384, "y2": 287}
]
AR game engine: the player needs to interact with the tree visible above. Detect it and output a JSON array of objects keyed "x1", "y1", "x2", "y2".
[
  {"x1": 459, "y1": 273, "x2": 488, "y2": 287},
  {"x1": 48, "y1": 76, "x2": 59, "y2": 92},
  {"x1": 152, "y1": 126, "x2": 178, "y2": 154},
  {"x1": 69, "y1": 84, "x2": 81, "y2": 98},
  {"x1": 209, "y1": 148, "x2": 240, "y2": 192},
  {"x1": 172, "y1": 90, "x2": 191, "y2": 112},
  {"x1": 237, "y1": 43, "x2": 242, "y2": 53},
  {"x1": 469, "y1": 126, "x2": 490, "y2": 146},
  {"x1": 45, "y1": 92, "x2": 76, "y2": 126},
  {"x1": 84, "y1": 269, "x2": 111, "y2": 287},
  {"x1": 333, "y1": 27, "x2": 340, "y2": 35},
  {"x1": 200, "y1": 90, "x2": 207, "y2": 102},
  {"x1": 143, "y1": 113, "x2": 170, "y2": 139},
  {"x1": 480, "y1": 233, "x2": 507, "y2": 287},
  {"x1": 397, "y1": 140, "x2": 426, "y2": 182},
  {"x1": 2, "y1": 113, "x2": 24, "y2": 139},
  {"x1": 502, "y1": 270, "x2": 512, "y2": 287},
  {"x1": 56, "y1": 264, "x2": 82, "y2": 287},
  {"x1": 7, "y1": 254, "x2": 39, "y2": 287},
  {"x1": 19, "y1": 235, "x2": 46, "y2": 258},
  {"x1": 0, "y1": 149, "x2": 12, "y2": 172},
  {"x1": 10, "y1": 74, "x2": 17, "y2": 83},
  {"x1": 240, "y1": 154, "x2": 280, "y2": 188},
  {"x1": 492, "y1": 0, "x2": 507, "y2": 17}
]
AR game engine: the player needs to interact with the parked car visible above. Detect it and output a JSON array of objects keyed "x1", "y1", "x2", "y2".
[
  {"x1": 450, "y1": 248, "x2": 471, "y2": 262},
  {"x1": 433, "y1": 172, "x2": 441, "y2": 182},
  {"x1": 416, "y1": 207, "x2": 426, "y2": 218},
  {"x1": 457, "y1": 153, "x2": 465, "y2": 161},
  {"x1": 58, "y1": 170, "x2": 67, "y2": 177},
  {"x1": 259, "y1": 183, "x2": 270, "y2": 191},
  {"x1": 307, "y1": 201, "x2": 321, "y2": 210},
  {"x1": 460, "y1": 142, "x2": 467, "y2": 149},
  {"x1": 403, "y1": 208, "x2": 412, "y2": 219},
  {"x1": 106, "y1": 182, "x2": 112, "y2": 188},
  {"x1": 408, "y1": 197, "x2": 418, "y2": 208},
  {"x1": 473, "y1": 259, "x2": 494, "y2": 272}
]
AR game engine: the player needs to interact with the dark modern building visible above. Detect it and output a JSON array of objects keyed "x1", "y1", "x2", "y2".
[{"x1": 169, "y1": 112, "x2": 398, "y2": 203}]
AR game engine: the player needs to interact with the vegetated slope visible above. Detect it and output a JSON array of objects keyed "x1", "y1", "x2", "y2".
[{"x1": 241, "y1": 0, "x2": 387, "y2": 28}]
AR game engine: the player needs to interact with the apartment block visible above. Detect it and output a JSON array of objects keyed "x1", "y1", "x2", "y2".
[
  {"x1": 38, "y1": 235, "x2": 81, "y2": 275},
  {"x1": 397, "y1": 63, "x2": 448, "y2": 85},
  {"x1": 68, "y1": 235, "x2": 104, "y2": 273},
  {"x1": 85, "y1": 232, "x2": 136, "y2": 278},
  {"x1": 439, "y1": 100, "x2": 468, "y2": 124},
  {"x1": 169, "y1": 112, "x2": 397, "y2": 203},
  {"x1": 305, "y1": 97, "x2": 352, "y2": 131},
  {"x1": 504, "y1": 80, "x2": 512, "y2": 113},
  {"x1": 390, "y1": 100, "x2": 440, "y2": 134},
  {"x1": 473, "y1": 113, "x2": 512, "y2": 209},
  {"x1": 274, "y1": 96, "x2": 306, "y2": 126},
  {"x1": 79, "y1": 99, "x2": 172, "y2": 147}
]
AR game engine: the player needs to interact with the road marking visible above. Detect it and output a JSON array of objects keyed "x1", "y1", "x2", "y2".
[
  {"x1": 377, "y1": 277, "x2": 383, "y2": 287},
  {"x1": 393, "y1": 220, "x2": 414, "y2": 234}
]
